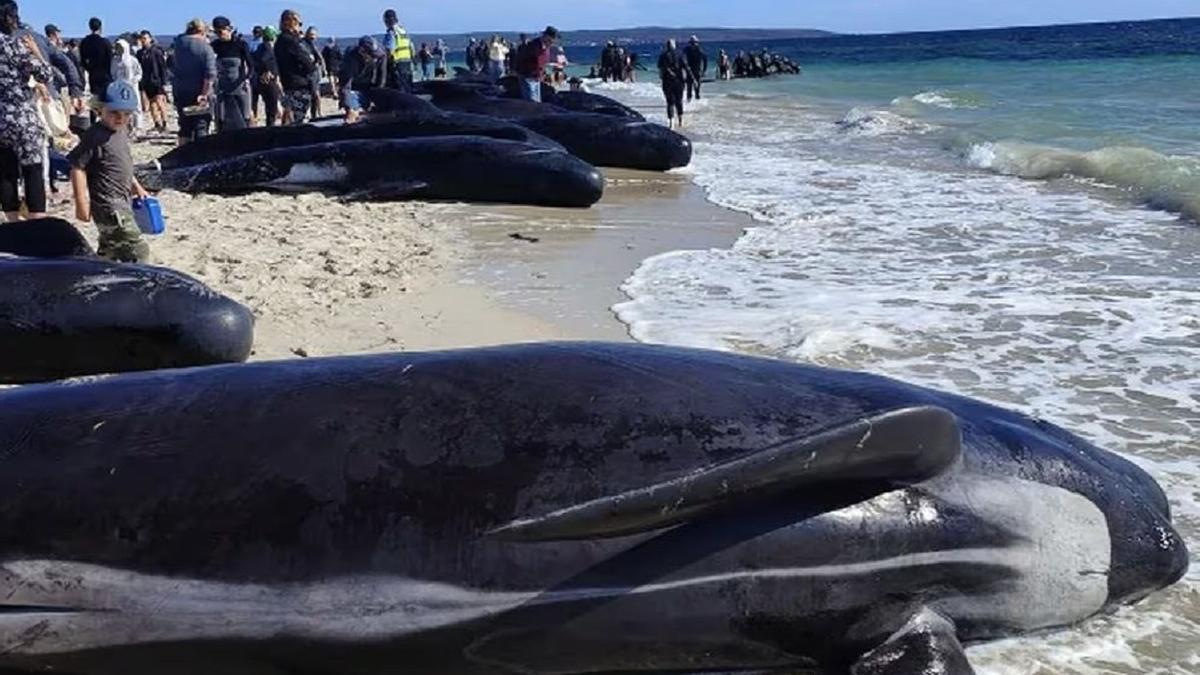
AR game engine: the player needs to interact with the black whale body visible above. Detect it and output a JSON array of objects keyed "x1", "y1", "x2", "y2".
[
  {"x1": 431, "y1": 92, "x2": 692, "y2": 170},
  {"x1": 142, "y1": 137, "x2": 605, "y2": 207},
  {"x1": 155, "y1": 112, "x2": 566, "y2": 170},
  {"x1": 0, "y1": 342, "x2": 1184, "y2": 674},
  {"x1": 0, "y1": 257, "x2": 254, "y2": 383},
  {"x1": 0, "y1": 218, "x2": 94, "y2": 258},
  {"x1": 519, "y1": 113, "x2": 692, "y2": 171}
]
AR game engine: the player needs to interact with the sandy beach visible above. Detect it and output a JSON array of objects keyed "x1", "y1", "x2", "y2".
[{"x1": 45, "y1": 125, "x2": 747, "y2": 360}]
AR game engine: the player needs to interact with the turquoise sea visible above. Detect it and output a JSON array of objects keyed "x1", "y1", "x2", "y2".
[{"x1": 595, "y1": 18, "x2": 1200, "y2": 675}]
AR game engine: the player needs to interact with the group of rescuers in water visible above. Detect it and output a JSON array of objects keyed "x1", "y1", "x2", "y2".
[{"x1": 6, "y1": 3, "x2": 802, "y2": 266}]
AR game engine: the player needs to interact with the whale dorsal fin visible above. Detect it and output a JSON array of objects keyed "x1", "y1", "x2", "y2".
[{"x1": 489, "y1": 406, "x2": 961, "y2": 542}]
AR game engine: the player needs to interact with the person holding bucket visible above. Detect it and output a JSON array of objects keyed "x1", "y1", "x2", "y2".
[{"x1": 67, "y1": 80, "x2": 151, "y2": 263}]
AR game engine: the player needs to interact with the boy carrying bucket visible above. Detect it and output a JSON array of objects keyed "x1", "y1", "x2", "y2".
[{"x1": 67, "y1": 80, "x2": 150, "y2": 263}]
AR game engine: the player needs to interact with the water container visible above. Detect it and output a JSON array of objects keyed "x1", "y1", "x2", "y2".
[{"x1": 131, "y1": 197, "x2": 165, "y2": 235}]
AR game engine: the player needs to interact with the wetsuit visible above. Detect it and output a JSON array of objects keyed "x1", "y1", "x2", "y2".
[
  {"x1": 251, "y1": 41, "x2": 281, "y2": 126},
  {"x1": 211, "y1": 38, "x2": 253, "y2": 131},
  {"x1": 657, "y1": 47, "x2": 687, "y2": 121},
  {"x1": 683, "y1": 43, "x2": 707, "y2": 100}
]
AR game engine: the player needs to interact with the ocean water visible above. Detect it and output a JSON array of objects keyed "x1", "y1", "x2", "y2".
[{"x1": 601, "y1": 18, "x2": 1200, "y2": 675}]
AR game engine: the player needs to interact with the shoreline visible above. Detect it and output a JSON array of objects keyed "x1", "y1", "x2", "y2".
[
  {"x1": 46, "y1": 132, "x2": 745, "y2": 358},
  {"x1": 444, "y1": 168, "x2": 752, "y2": 342}
]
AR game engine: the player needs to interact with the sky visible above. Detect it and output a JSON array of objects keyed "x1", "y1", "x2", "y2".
[{"x1": 23, "y1": 1, "x2": 1200, "y2": 37}]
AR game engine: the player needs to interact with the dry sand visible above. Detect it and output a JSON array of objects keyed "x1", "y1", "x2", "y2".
[{"x1": 44, "y1": 117, "x2": 746, "y2": 359}]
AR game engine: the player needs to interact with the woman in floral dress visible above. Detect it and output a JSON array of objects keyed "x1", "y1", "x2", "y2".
[{"x1": 0, "y1": 0, "x2": 52, "y2": 220}]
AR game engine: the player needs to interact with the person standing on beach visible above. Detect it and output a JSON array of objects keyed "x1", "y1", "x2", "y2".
[
  {"x1": 78, "y1": 18, "x2": 112, "y2": 100},
  {"x1": 275, "y1": 10, "x2": 316, "y2": 125},
  {"x1": 322, "y1": 38, "x2": 342, "y2": 92},
  {"x1": 68, "y1": 80, "x2": 150, "y2": 263},
  {"x1": 251, "y1": 26, "x2": 281, "y2": 127},
  {"x1": 514, "y1": 26, "x2": 557, "y2": 103},
  {"x1": 210, "y1": 16, "x2": 253, "y2": 132},
  {"x1": 0, "y1": 0, "x2": 51, "y2": 220},
  {"x1": 657, "y1": 39, "x2": 687, "y2": 130},
  {"x1": 487, "y1": 35, "x2": 508, "y2": 82},
  {"x1": 381, "y1": 9, "x2": 413, "y2": 93},
  {"x1": 303, "y1": 27, "x2": 324, "y2": 119},
  {"x1": 683, "y1": 35, "x2": 707, "y2": 100},
  {"x1": 137, "y1": 31, "x2": 168, "y2": 132},
  {"x1": 171, "y1": 18, "x2": 216, "y2": 145},
  {"x1": 109, "y1": 39, "x2": 143, "y2": 134},
  {"x1": 416, "y1": 42, "x2": 432, "y2": 81}
]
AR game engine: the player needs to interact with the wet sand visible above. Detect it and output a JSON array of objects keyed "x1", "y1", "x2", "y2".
[{"x1": 46, "y1": 123, "x2": 745, "y2": 358}]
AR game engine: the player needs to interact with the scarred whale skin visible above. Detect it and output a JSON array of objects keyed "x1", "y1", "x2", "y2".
[
  {"x1": 0, "y1": 257, "x2": 254, "y2": 384},
  {"x1": 142, "y1": 136, "x2": 605, "y2": 208},
  {"x1": 0, "y1": 342, "x2": 1185, "y2": 675}
]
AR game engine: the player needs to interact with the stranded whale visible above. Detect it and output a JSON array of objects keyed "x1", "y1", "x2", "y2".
[
  {"x1": 0, "y1": 342, "x2": 1184, "y2": 674},
  {"x1": 0, "y1": 257, "x2": 254, "y2": 383},
  {"x1": 140, "y1": 136, "x2": 605, "y2": 208}
]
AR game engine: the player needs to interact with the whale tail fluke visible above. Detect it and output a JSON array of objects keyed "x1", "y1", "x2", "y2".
[{"x1": 489, "y1": 406, "x2": 962, "y2": 542}]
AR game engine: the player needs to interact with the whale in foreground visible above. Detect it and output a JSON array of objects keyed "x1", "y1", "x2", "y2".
[
  {"x1": 140, "y1": 136, "x2": 605, "y2": 208},
  {"x1": 0, "y1": 342, "x2": 1185, "y2": 674},
  {"x1": 0, "y1": 256, "x2": 254, "y2": 383}
]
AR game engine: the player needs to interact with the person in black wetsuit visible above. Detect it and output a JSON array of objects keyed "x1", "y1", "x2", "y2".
[
  {"x1": 683, "y1": 35, "x2": 707, "y2": 101},
  {"x1": 78, "y1": 17, "x2": 111, "y2": 102},
  {"x1": 210, "y1": 16, "x2": 253, "y2": 132},
  {"x1": 251, "y1": 26, "x2": 281, "y2": 127},
  {"x1": 657, "y1": 39, "x2": 687, "y2": 129}
]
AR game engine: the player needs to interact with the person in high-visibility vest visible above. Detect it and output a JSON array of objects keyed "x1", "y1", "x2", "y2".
[{"x1": 381, "y1": 8, "x2": 413, "y2": 93}]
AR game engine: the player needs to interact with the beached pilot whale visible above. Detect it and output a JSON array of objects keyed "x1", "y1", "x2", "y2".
[
  {"x1": 140, "y1": 136, "x2": 605, "y2": 208},
  {"x1": 0, "y1": 256, "x2": 254, "y2": 384},
  {"x1": 0, "y1": 343, "x2": 1185, "y2": 674}
]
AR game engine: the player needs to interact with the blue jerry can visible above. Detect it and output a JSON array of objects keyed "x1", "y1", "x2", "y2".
[{"x1": 131, "y1": 197, "x2": 165, "y2": 235}]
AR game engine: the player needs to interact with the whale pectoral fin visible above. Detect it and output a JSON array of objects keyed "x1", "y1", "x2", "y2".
[
  {"x1": 338, "y1": 180, "x2": 430, "y2": 202},
  {"x1": 851, "y1": 608, "x2": 974, "y2": 675},
  {"x1": 489, "y1": 406, "x2": 961, "y2": 542}
]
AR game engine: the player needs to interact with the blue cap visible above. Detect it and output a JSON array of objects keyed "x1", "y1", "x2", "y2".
[{"x1": 104, "y1": 81, "x2": 140, "y2": 112}]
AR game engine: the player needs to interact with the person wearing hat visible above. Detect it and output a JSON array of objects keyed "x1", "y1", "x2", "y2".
[
  {"x1": 381, "y1": 9, "x2": 413, "y2": 92},
  {"x1": 67, "y1": 80, "x2": 151, "y2": 263},
  {"x1": 338, "y1": 36, "x2": 386, "y2": 123},
  {"x1": 514, "y1": 25, "x2": 558, "y2": 102},
  {"x1": 251, "y1": 26, "x2": 281, "y2": 126},
  {"x1": 210, "y1": 15, "x2": 253, "y2": 132},
  {"x1": 683, "y1": 35, "x2": 707, "y2": 101}
]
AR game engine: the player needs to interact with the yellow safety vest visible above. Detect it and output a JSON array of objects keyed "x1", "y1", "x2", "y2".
[{"x1": 390, "y1": 27, "x2": 413, "y2": 63}]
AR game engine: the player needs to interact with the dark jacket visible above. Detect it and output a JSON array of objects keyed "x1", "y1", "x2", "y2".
[
  {"x1": 658, "y1": 48, "x2": 687, "y2": 85},
  {"x1": 322, "y1": 44, "x2": 343, "y2": 75},
  {"x1": 252, "y1": 41, "x2": 279, "y2": 82},
  {"x1": 18, "y1": 28, "x2": 82, "y2": 97},
  {"x1": 136, "y1": 43, "x2": 168, "y2": 88},
  {"x1": 274, "y1": 31, "x2": 316, "y2": 91},
  {"x1": 338, "y1": 48, "x2": 385, "y2": 100},
  {"x1": 683, "y1": 43, "x2": 707, "y2": 75},
  {"x1": 78, "y1": 33, "x2": 112, "y2": 87}
]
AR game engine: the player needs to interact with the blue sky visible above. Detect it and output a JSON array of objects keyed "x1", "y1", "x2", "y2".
[{"x1": 23, "y1": 1, "x2": 1199, "y2": 37}]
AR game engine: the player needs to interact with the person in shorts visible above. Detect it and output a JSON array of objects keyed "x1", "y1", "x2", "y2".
[{"x1": 67, "y1": 80, "x2": 150, "y2": 263}]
